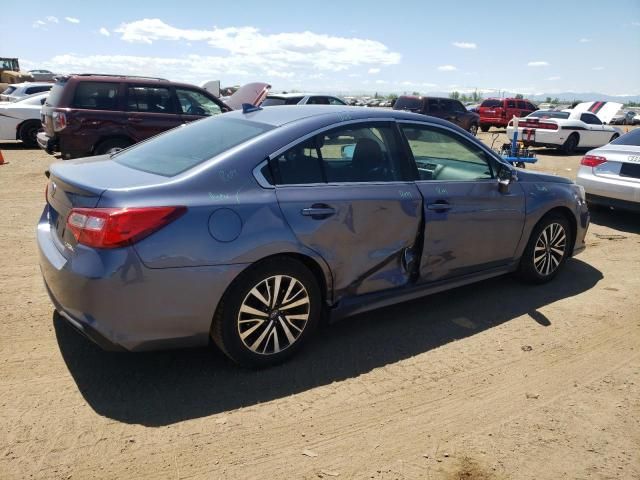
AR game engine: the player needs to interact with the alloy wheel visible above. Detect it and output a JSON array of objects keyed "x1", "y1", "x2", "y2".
[
  {"x1": 237, "y1": 275, "x2": 310, "y2": 355},
  {"x1": 533, "y1": 223, "x2": 566, "y2": 276}
]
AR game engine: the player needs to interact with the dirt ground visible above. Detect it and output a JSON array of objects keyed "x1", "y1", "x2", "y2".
[{"x1": 1, "y1": 128, "x2": 639, "y2": 479}]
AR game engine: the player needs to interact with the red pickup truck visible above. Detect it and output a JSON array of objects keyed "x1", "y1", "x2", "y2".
[{"x1": 478, "y1": 98, "x2": 538, "y2": 131}]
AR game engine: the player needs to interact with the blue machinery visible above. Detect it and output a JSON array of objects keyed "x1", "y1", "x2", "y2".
[{"x1": 498, "y1": 117, "x2": 537, "y2": 168}]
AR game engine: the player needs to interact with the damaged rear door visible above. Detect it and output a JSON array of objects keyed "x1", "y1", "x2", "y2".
[{"x1": 272, "y1": 121, "x2": 422, "y2": 302}]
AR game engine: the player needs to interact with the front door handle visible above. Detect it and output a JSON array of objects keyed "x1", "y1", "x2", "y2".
[
  {"x1": 301, "y1": 204, "x2": 335, "y2": 219},
  {"x1": 427, "y1": 201, "x2": 452, "y2": 212}
]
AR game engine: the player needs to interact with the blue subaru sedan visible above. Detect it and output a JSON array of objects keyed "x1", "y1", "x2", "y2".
[{"x1": 38, "y1": 106, "x2": 590, "y2": 367}]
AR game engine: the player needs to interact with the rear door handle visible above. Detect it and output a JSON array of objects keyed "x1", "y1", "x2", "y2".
[
  {"x1": 427, "y1": 201, "x2": 452, "y2": 212},
  {"x1": 301, "y1": 204, "x2": 335, "y2": 219}
]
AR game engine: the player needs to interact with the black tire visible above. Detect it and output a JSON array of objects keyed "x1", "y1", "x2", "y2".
[
  {"x1": 94, "y1": 138, "x2": 132, "y2": 156},
  {"x1": 561, "y1": 133, "x2": 579, "y2": 154},
  {"x1": 211, "y1": 257, "x2": 322, "y2": 368},
  {"x1": 517, "y1": 213, "x2": 572, "y2": 284},
  {"x1": 19, "y1": 121, "x2": 40, "y2": 148},
  {"x1": 480, "y1": 125, "x2": 490, "y2": 132},
  {"x1": 468, "y1": 123, "x2": 479, "y2": 136}
]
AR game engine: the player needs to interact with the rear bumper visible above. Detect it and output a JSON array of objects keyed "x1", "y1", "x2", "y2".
[
  {"x1": 576, "y1": 167, "x2": 640, "y2": 206},
  {"x1": 586, "y1": 194, "x2": 640, "y2": 212},
  {"x1": 37, "y1": 131, "x2": 58, "y2": 155},
  {"x1": 37, "y1": 207, "x2": 249, "y2": 351},
  {"x1": 505, "y1": 127, "x2": 565, "y2": 148}
]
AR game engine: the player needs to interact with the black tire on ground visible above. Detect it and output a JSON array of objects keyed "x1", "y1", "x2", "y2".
[
  {"x1": 468, "y1": 124, "x2": 479, "y2": 136},
  {"x1": 211, "y1": 257, "x2": 322, "y2": 368},
  {"x1": 517, "y1": 212, "x2": 572, "y2": 284},
  {"x1": 560, "y1": 133, "x2": 579, "y2": 154},
  {"x1": 19, "y1": 121, "x2": 40, "y2": 148},
  {"x1": 480, "y1": 125, "x2": 490, "y2": 132},
  {"x1": 94, "y1": 138, "x2": 132, "y2": 156}
]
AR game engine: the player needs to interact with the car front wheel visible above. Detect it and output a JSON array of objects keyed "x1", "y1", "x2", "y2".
[
  {"x1": 211, "y1": 257, "x2": 321, "y2": 368},
  {"x1": 517, "y1": 213, "x2": 572, "y2": 284}
]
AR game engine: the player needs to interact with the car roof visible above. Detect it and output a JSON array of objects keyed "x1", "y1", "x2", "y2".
[
  {"x1": 61, "y1": 74, "x2": 204, "y2": 90},
  {"x1": 267, "y1": 93, "x2": 335, "y2": 98},
  {"x1": 221, "y1": 104, "x2": 457, "y2": 128}
]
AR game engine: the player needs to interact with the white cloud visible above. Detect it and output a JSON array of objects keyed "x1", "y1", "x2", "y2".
[
  {"x1": 547, "y1": 76, "x2": 561, "y2": 81},
  {"x1": 437, "y1": 65, "x2": 457, "y2": 71},
  {"x1": 65, "y1": 17, "x2": 80, "y2": 24},
  {"x1": 114, "y1": 19, "x2": 401, "y2": 72},
  {"x1": 375, "y1": 79, "x2": 387, "y2": 84},
  {"x1": 368, "y1": 68, "x2": 380, "y2": 74},
  {"x1": 579, "y1": 38, "x2": 591, "y2": 43},
  {"x1": 46, "y1": 16, "x2": 59, "y2": 23},
  {"x1": 452, "y1": 41, "x2": 477, "y2": 49},
  {"x1": 422, "y1": 82, "x2": 437, "y2": 87},
  {"x1": 348, "y1": 73, "x2": 361, "y2": 78},
  {"x1": 527, "y1": 61, "x2": 549, "y2": 67},
  {"x1": 592, "y1": 66, "x2": 604, "y2": 71},
  {"x1": 99, "y1": 27, "x2": 110, "y2": 36},
  {"x1": 32, "y1": 20, "x2": 46, "y2": 28}
]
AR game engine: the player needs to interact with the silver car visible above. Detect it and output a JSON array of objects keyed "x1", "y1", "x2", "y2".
[{"x1": 576, "y1": 128, "x2": 640, "y2": 211}]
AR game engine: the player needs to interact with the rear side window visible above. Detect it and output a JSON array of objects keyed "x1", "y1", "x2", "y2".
[
  {"x1": 516, "y1": 101, "x2": 526, "y2": 109},
  {"x1": 480, "y1": 99, "x2": 502, "y2": 108},
  {"x1": 262, "y1": 97, "x2": 287, "y2": 106},
  {"x1": 25, "y1": 85, "x2": 51, "y2": 95},
  {"x1": 72, "y1": 82, "x2": 119, "y2": 110},
  {"x1": 126, "y1": 86, "x2": 176, "y2": 113},
  {"x1": 507, "y1": 100, "x2": 516, "y2": 108},
  {"x1": 114, "y1": 117, "x2": 273, "y2": 177}
]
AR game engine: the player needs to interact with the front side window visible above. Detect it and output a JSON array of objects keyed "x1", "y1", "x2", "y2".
[
  {"x1": 427, "y1": 98, "x2": 441, "y2": 114},
  {"x1": 176, "y1": 88, "x2": 222, "y2": 116},
  {"x1": 126, "y1": 86, "x2": 175, "y2": 113},
  {"x1": 401, "y1": 124, "x2": 493, "y2": 181},
  {"x1": 72, "y1": 82, "x2": 120, "y2": 110},
  {"x1": 328, "y1": 97, "x2": 346, "y2": 105},
  {"x1": 581, "y1": 113, "x2": 602, "y2": 125},
  {"x1": 271, "y1": 123, "x2": 407, "y2": 185}
]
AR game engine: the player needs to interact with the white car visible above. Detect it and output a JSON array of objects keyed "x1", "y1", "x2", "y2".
[
  {"x1": 0, "y1": 82, "x2": 53, "y2": 102},
  {"x1": 576, "y1": 128, "x2": 640, "y2": 212},
  {"x1": 506, "y1": 101, "x2": 623, "y2": 154},
  {"x1": 0, "y1": 93, "x2": 47, "y2": 147}
]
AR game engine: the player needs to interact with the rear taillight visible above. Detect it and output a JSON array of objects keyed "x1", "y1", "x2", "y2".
[
  {"x1": 517, "y1": 120, "x2": 558, "y2": 130},
  {"x1": 52, "y1": 111, "x2": 67, "y2": 132},
  {"x1": 581, "y1": 155, "x2": 607, "y2": 167},
  {"x1": 66, "y1": 206, "x2": 186, "y2": 249}
]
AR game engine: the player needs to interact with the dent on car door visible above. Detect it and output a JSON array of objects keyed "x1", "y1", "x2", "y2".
[
  {"x1": 272, "y1": 122, "x2": 422, "y2": 301},
  {"x1": 399, "y1": 123, "x2": 526, "y2": 282}
]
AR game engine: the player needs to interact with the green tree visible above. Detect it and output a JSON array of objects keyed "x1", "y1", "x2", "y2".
[
  {"x1": 545, "y1": 97, "x2": 552, "y2": 103},
  {"x1": 449, "y1": 91, "x2": 460, "y2": 100},
  {"x1": 411, "y1": 91, "x2": 421, "y2": 96},
  {"x1": 515, "y1": 93, "x2": 524, "y2": 99}
]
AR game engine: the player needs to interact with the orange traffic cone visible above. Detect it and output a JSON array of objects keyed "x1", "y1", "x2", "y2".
[{"x1": 0, "y1": 150, "x2": 5, "y2": 166}]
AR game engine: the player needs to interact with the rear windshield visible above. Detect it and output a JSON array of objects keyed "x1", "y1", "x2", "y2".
[
  {"x1": 2, "y1": 86, "x2": 16, "y2": 95},
  {"x1": 611, "y1": 128, "x2": 640, "y2": 146},
  {"x1": 114, "y1": 116, "x2": 274, "y2": 176},
  {"x1": 262, "y1": 96, "x2": 303, "y2": 106},
  {"x1": 528, "y1": 111, "x2": 570, "y2": 119},
  {"x1": 480, "y1": 99, "x2": 503, "y2": 108},
  {"x1": 394, "y1": 97, "x2": 423, "y2": 111},
  {"x1": 45, "y1": 82, "x2": 67, "y2": 107}
]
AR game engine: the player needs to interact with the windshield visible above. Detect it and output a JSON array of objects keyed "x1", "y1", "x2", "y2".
[
  {"x1": 45, "y1": 81, "x2": 67, "y2": 107},
  {"x1": 115, "y1": 116, "x2": 274, "y2": 176},
  {"x1": 528, "y1": 111, "x2": 570, "y2": 119},
  {"x1": 480, "y1": 99, "x2": 502, "y2": 108},
  {"x1": 394, "y1": 97, "x2": 423, "y2": 111},
  {"x1": 611, "y1": 129, "x2": 640, "y2": 146}
]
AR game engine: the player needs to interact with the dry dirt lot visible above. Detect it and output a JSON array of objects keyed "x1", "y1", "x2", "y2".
[{"x1": 1, "y1": 129, "x2": 639, "y2": 479}]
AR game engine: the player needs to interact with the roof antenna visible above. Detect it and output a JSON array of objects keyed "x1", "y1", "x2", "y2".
[{"x1": 242, "y1": 103, "x2": 262, "y2": 114}]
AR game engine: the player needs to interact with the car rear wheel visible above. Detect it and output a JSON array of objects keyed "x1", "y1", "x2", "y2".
[
  {"x1": 94, "y1": 138, "x2": 132, "y2": 156},
  {"x1": 561, "y1": 133, "x2": 579, "y2": 154},
  {"x1": 19, "y1": 121, "x2": 40, "y2": 148},
  {"x1": 211, "y1": 257, "x2": 321, "y2": 368},
  {"x1": 517, "y1": 213, "x2": 572, "y2": 284},
  {"x1": 468, "y1": 124, "x2": 479, "y2": 136}
]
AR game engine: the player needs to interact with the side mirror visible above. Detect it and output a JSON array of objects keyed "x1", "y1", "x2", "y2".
[{"x1": 498, "y1": 165, "x2": 517, "y2": 194}]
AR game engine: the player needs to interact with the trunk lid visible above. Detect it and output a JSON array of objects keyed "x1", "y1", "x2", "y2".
[
  {"x1": 590, "y1": 145, "x2": 640, "y2": 182},
  {"x1": 571, "y1": 101, "x2": 623, "y2": 124},
  {"x1": 46, "y1": 156, "x2": 176, "y2": 249}
]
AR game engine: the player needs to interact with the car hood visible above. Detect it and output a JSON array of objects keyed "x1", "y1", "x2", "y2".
[
  {"x1": 571, "y1": 101, "x2": 623, "y2": 124},
  {"x1": 516, "y1": 169, "x2": 573, "y2": 184},
  {"x1": 223, "y1": 82, "x2": 271, "y2": 110}
]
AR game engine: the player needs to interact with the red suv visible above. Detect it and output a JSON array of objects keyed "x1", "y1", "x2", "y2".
[
  {"x1": 38, "y1": 74, "x2": 270, "y2": 159},
  {"x1": 478, "y1": 98, "x2": 537, "y2": 131}
]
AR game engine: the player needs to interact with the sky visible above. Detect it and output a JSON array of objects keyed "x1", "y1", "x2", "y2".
[{"x1": 2, "y1": 0, "x2": 639, "y2": 97}]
